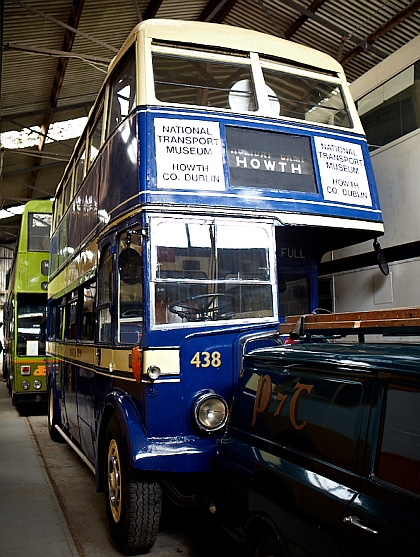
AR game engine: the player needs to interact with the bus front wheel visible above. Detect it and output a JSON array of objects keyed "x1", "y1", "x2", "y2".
[{"x1": 105, "y1": 415, "x2": 162, "y2": 555}]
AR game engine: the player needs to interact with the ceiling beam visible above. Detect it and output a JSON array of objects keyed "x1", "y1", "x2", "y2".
[
  {"x1": 26, "y1": 0, "x2": 85, "y2": 200},
  {"x1": 142, "y1": 0, "x2": 163, "y2": 20},
  {"x1": 2, "y1": 101, "x2": 93, "y2": 125},
  {"x1": 284, "y1": 0, "x2": 327, "y2": 39},
  {"x1": 341, "y1": 0, "x2": 420, "y2": 66},
  {"x1": 10, "y1": 0, "x2": 118, "y2": 52},
  {"x1": 199, "y1": 0, "x2": 231, "y2": 21},
  {"x1": 3, "y1": 42, "x2": 111, "y2": 64},
  {"x1": 199, "y1": 0, "x2": 237, "y2": 23},
  {"x1": 278, "y1": 0, "x2": 387, "y2": 59}
]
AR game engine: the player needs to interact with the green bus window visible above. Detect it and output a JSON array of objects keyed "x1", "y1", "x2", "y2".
[{"x1": 27, "y1": 212, "x2": 52, "y2": 252}]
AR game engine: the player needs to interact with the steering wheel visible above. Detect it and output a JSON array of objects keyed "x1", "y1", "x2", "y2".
[{"x1": 169, "y1": 293, "x2": 235, "y2": 321}]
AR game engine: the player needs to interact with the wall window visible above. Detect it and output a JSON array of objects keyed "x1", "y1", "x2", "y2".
[
  {"x1": 376, "y1": 384, "x2": 420, "y2": 494},
  {"x1": 358, "y1": 61, "x2": 420, "y2": 150}
]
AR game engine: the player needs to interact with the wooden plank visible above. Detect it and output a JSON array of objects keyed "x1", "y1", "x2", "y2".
[{"x1": 279, "y1": 307, "x2": 420, "y2": 336}]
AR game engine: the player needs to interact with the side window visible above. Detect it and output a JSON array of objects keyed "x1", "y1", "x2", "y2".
[
  {"x1": 65, "y1": 292, "x2": 78, "y2": 341},
  {"x1": 106, "y1": 48, "x2": 136, "y2": 138},
  {"x1": 376, "y1": 383, "x2": 420, "y2": 495},
  {"x1": 63, "y1": 176, "x2": 73, "y2": 215},
  {"x1": 236, "y1": 368, "x2": 364, "y2": 470},
  {"x1": 97, "y1": 247, "x2": 113, "y2": 343},
  {"x1": 73, "y1": 141, "x2": 86, "y2": 193},
  {"x1": 81, "y1": 281, "x2": 96, "y2": 342},
  {"x1": 50, "y1": 300, "x2": 65, "y2": 340},
  {"x1": 87, "y1": 99, "x2": 104, "y2": 169},
  {"x1": 117, "y1": 229, "x2": 143, "y2": 344}
]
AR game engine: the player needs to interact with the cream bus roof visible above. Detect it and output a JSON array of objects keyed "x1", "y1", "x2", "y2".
[{"x1": 110, "y1": 18, "x2": 346, "y2": 78}]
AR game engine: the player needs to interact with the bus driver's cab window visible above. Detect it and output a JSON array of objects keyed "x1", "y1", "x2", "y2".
[
  {"x1": 97, "y1": 247, "x2": 113, "y2": 343},
  {"x1": 118, "y1": 229, "x2": 143, "y2": 344},
  {"x1": 152, "y1": 219, "x2": 275, "y2": 325}
]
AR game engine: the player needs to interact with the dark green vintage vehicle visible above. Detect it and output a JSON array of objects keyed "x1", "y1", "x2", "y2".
[{"x1": 217, "y1": 316, "x2": 420, "y2": 557}]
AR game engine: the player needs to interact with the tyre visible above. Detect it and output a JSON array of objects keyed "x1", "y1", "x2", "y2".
[
  {"x1": 47, "y1": 380, "x2": 65, "y2": 443},
  {"x1": 105, "y1": 415, "x2": 162, "y2": 555},
  {"x1": 255, "y1": 533, "x2": 283, "y2": 557}
]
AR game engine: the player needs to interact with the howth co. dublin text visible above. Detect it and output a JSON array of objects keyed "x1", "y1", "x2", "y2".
[
  {"x1": 314, "y1": 137, "x2": 372, "y2": 207},
  {"x1": 155, "y1": 119, "x2": 225, "y2": 190}
]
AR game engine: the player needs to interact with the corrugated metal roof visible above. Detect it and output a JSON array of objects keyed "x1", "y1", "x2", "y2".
[{"x1": 0, "y1": 0, "x2": 419, "y2": 245}]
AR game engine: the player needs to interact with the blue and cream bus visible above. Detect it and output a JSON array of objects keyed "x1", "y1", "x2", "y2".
[{"x1": 46, "y1": 19, "x2": 383, "y2": 554}]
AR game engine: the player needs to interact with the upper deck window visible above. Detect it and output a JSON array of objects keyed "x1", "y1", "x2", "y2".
[
  {"x1": 151, "y1": 44, "x2": 353, "y2": 128},
  {"x1": 262, "y1": 67, "x2": 351, "y2": 127},
  {"x1": 107, "y1": 48, "x2": 136, "y2": 137},
  {"x1": 152, "y1": 53, "x2": 256, "y2": 111},
  {"x1": 27, "y1": 213, "x2": 52, "y2": 252}
]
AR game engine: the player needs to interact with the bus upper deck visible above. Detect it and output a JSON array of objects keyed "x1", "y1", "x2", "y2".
[{"x1": 50, "y1": 19, "x2": 383, "y2": 286}]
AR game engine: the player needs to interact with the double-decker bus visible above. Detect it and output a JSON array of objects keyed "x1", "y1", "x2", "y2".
[
  {"x1": 320, "y1": 34, "x2": 420, "y2": 314},
  {"x1": 46, "y1": 19, "x2": 383, "y2": 554},
  {"x1": 3, "y1": 199, "x2": 52, "y2": 405}
]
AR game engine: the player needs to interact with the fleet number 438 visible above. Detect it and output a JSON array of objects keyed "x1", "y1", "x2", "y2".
[{"x1": 190, "y1": 351, "x2": 222, "y2": 368}]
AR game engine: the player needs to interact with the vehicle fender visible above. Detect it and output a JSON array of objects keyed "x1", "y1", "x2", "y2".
[
  {"x1": 245, "y1": 512, "x2": 286, "y2": 555},
  {"x1": 95, "y1": 389, "x2": 146, "y2": 491}
]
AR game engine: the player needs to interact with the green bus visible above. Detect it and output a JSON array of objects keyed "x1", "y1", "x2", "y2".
[{"x1": 3, "y1": 199, "x2": 52, "y2": 405}]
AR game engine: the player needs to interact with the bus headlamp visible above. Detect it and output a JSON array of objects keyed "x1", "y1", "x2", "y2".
[
  {"x1": 34, "y1": 380, "x2": 42, "y2": 390},
  {"x1": 22, "y1": 381, "x2": 30, "y2": 390},
  {"x1": 193, "y1": 392, "x2": 228, "y2": 433}
]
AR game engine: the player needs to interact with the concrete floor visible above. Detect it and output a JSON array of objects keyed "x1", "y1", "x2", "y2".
[{"x1": 0, "y1": 373, "x2": 244, "y2": 557}]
